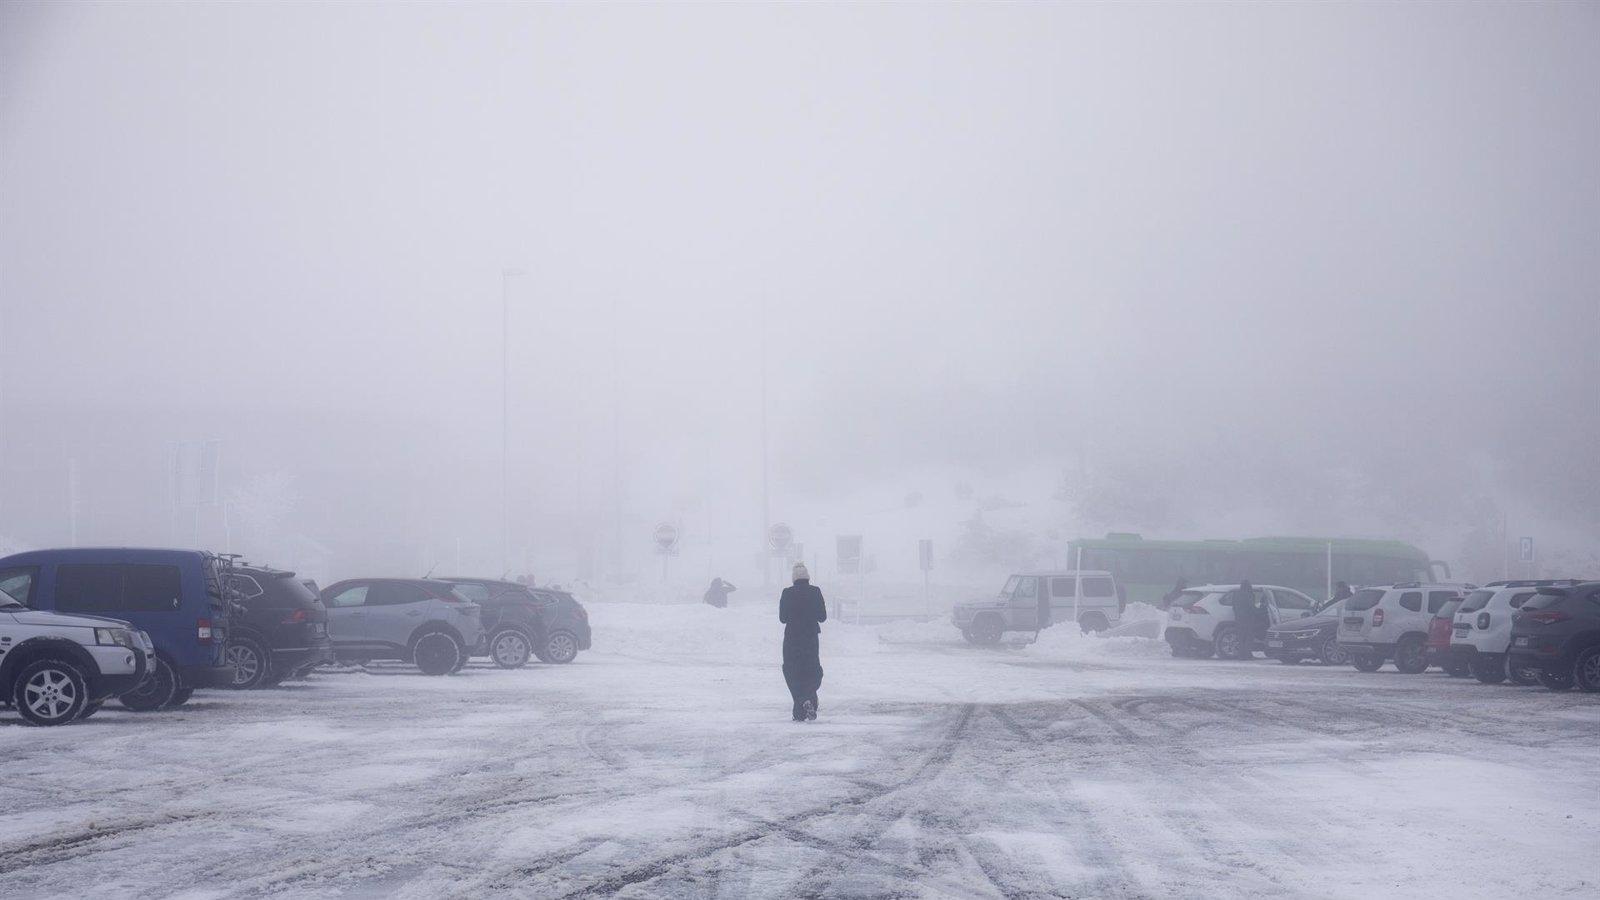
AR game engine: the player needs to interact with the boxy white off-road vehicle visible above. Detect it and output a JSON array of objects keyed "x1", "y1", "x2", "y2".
[
  {"x1": 0, "y1": 591, "x2": 148, "y2": 725},
  {"x1": 953, "y1": 571, "x2": 1122, "y2": 644}
]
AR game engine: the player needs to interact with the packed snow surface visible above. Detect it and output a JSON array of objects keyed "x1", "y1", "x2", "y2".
[{"x1": 2, "y1": 599, "x2": 1597, "y2": 898}]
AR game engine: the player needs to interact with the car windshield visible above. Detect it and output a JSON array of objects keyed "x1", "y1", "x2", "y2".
[
  {"x1": 998, "y1": 576, "x2": 1019, "y2": 599},
  {"x1": 1459, "y1": 589, "x2": 1495, "y2": 612},
  {"x1": 0, "y1": 587, "x2": 23, "y2": 609},
  {"x1": 1345, "y1": 589, "x2": 1385, "y2": 612}
]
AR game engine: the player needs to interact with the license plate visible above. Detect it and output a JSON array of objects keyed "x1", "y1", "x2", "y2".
[
  {"x1": 311, "y1": 623, "x2": 327, "y2": 637},
  {"x1": 1513, "y1": 636, "x2": 1530, "y2": 647},
  {"x1": 1267, "y1": 640, "x2": 1283, "y2": 648}
]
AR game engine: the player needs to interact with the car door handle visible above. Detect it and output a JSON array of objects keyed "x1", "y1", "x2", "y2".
[{"x1": 405, "y1": 610, "x2": 422, "y2": 617}]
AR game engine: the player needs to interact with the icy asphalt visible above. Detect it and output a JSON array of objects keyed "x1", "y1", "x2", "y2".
[{"x1": 1, "y1": 601, "x2": 1597, "y2": 899}]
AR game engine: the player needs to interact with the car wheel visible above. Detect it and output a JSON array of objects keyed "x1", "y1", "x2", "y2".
[
  {"x1": 1079, "y1": 613, "x2": 1108, "y2": 634},
  {"x1": 1319, "y1": 637, "x2": 1350, "y2": 666},
  {"x1": 413, "y1": 632, "x2": 463, "y2": 676},
  {"x1": 167, "y1": 687, "x2": 194, "y2": 708},
  {"x1": 1168, "y1": 640, "x2": 1192, "y2": 658},
  {"x1": 1352, "y1": 654, "x2": 1385, "y2": 672},
  {"x1": 1508, "y1": 659, "x2": 1543, "y2": 686},
  {"x1": 1213, "y1": 626, "x2": 1244, "y2": 660},
  {"x1": 1444, "y1": 659, "x2": 1472, "y2": 678},
  {"x1": 1538, "y1": 667, "x2": 1575, "y2": 691},
  {"x1": 119, "y1": 655, "x2": 178, "y2": 711},
  {"x1": 1573, "y1": 647, "x2": 1600, "y2": 693},
  {"x1": 78, "y1": 701, "x2": 103, "y2": 721},
  {"x1": 961, "y1": 628, "x2": 978, "y2": 645},
  {"x1": 968, "y1": 617, "x2": 1004, "y2": 646},
  {"x1": 544, "y1": 630, "x2": 580, "y2": 665},
  {"x1": 13, "y1": 659, "x2": 89, "y2": 726},
  {"x1": 490, "y1": 629, "x2": 533, "y2": 669},
  {"x1": 1471, "y1": 655, "x2": 1506, "y2": 685},
  {"x1": 225, "y1": 637, "x2": 270, "y2": 690},
  {"x1": 1393, "y1": 637, "x2": 1428, "y2": 675}
]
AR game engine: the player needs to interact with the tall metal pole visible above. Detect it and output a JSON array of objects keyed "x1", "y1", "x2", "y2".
[
  {"x1": 760, "y1": 299, "x2": 770, "y2": 588},
  {"x1": 612, "y1": 295, "x2": 623, "y2": 583},
  {"x1": 501, "y1": 269, "x2": 516, "y2": 578}
]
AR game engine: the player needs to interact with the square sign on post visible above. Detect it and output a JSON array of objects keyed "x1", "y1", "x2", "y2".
[
  {"x1": 1519, "y1": 537, "x2": 1534, "y2": 564},
  {"x1": 919, "y1": 539, "x2": 934, "y2": 572},
  {"x1": 837, "y1": 535, "x2": 862, "y2": 575}
]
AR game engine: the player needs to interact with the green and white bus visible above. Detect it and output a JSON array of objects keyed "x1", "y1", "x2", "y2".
[{"x1": 1067, "y1": 534, "x2": 1449, "y2": 606}]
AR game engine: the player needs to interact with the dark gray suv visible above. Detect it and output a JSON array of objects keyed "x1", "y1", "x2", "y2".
[
  {"x1": 1507, "y1": 581, "x2": 1600, "y2": 692},
  {"x1": 320, "y1": 579, "x2": 484, "y2": 675}
]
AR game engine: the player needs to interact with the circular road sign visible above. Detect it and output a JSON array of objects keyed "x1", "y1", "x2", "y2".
[
  {"x1": 653, "y1": 522, "x2": 679, "y2": 553},
  {"x1": 767, "y1": 523, "x2": 794, "y2": 553}
]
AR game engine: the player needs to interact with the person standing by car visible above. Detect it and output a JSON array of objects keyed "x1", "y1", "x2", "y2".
[
  {"x1": 779, "y1": 562, "x2": 826, "y2": 722},
  {"x1": 1332, "y1": 581, "x2": 1353, "y2": 603},
  {"x1": 1234, "y1": 580, "x2": 1264, "y2": 653},
  {"x1": 703, "y1": 577, "x2": 737, "y2": 609}
]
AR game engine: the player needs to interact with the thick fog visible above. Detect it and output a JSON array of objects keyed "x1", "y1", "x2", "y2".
[{"x1": 2, "y1": 2, "x2": 1596, "y2": 587}]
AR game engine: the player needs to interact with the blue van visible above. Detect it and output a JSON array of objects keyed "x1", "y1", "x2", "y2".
[{"x1": 0, "y1": 548, "x2": 234, "y2": 710}]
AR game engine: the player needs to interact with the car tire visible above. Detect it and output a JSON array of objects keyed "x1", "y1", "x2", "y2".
[
  {"x1": 1471, "y1": 655, "x2": 1507, "y2": 685},
  {"x1": 167, "y1": 687, "x2": 194, "y2": 708},
  {"x1": 1444, "y1": 659, "x2": 1472, "y2": 678},
  {"x1": 78, "y1": 701, "x2": 103, "y2": 721},
  {"x1": 1079, "y1": 613, "x2": 1109, "y2": 634},
  {"x1": 1508, "y1": 659, "x2": 1543, "y2": 686},
  {"x1": 961, "y1": 628, "x2": 978, "y2": 645},
  {"x1": 1352, "y1": 654, "x2": 1385, "y2": 672},
  {"x1": 967, "y1": 617, "x2": 1004, "y2": 647},
  {"x1": 1393, "y1": 637, "x2": 1428, "y2": 675},
  {"x1": 1319, "y1": 637, "x2": 1350, "y2": 666},
  {"x1": 224, "y1": 637, "x2": 271, "y2": 690},
  {"x1": 119, "y1": 655, "x2": 178, "y2": 711},
  {"x1": 1168, "y1": 641, "x2": 1191, "y2": 658},
  {"x1": 1573, "y1": 647, "x2": 1600, "y2": 693},
  {"x1": 1213, "y1": 626, "x2": 1245, "y2": 660},
  {"x1": 13, "y1": 658, "x2": 89, "y2": 726},
  {"x1": 412, "y1": 632, "x2": 464, "y2": 676},
  {"x1": 543, "y1": 630, "x2": 580, "y2": 665},
  {"x1": 1538, "y1": 667, "x2": 1575, "y2": 691},
  {"x1": 489, "y1": 629, "x2": 533, "y2": 669}
]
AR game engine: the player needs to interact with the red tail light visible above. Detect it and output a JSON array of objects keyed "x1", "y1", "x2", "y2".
[
  {"x1": 1372, "y1": 609, "x2": 1385, "y2": 628},
  {"x1": 1523, "y1": 610, "x2": 1570, "y2": 625},
  {"x1": 281, "y1": 608, "x2": 308, "y2": 625},
  {"x1": 1186, "y1": 604, "x2": 1209, "y2": 615},
  {"x1": 197, "y1": 618, "x2": 214, "y2": 643}
]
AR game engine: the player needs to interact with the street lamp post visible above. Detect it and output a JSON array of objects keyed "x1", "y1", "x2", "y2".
[{"x1": 501, "y1": 268, "x2": 523, "y2": 578}]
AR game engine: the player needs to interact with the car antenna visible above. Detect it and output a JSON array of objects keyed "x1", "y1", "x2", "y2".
[{"x1": 423, "y1": 563, "x2": 437, "y2": 579}]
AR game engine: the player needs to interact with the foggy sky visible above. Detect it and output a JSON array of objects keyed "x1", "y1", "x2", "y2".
[{"x1": 2, "y1": 2, "x2": 1596, "y2": 582}]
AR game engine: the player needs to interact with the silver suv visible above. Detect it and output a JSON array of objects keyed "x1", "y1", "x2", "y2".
[
  {"x1": 953, "y1": 571, "x2": 1122, "y2": 644},
  {"x1": 0, "y1": 590, "x2": 150, "y2": 725},
  {"x1": 319, "y1": 578, "x2": 484, "y2": 675}
]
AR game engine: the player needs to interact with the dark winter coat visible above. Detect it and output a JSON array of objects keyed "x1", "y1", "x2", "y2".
[{"x1": 779, "y1": 580, "x2": 827, "y2": 635}]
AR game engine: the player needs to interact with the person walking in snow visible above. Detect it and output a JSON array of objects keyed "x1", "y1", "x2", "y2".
[
  {"x1": 703, "y1": 577, "x2": 736, "y2": 609},
  {"x1": 779, "y1": 562, "x2": 827, "y2": 722}
]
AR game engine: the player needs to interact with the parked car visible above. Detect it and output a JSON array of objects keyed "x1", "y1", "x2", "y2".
[
  {"x1": 1338, "y1": 582, "x2": 1472, "y2": 673},
  {"x1": 1507, "y1": 581, "x2": 1600, "y2": 692},
  {"x1": 0, "y1": 584, "x2": 149, "y2": 725},
  {"x1": 954, "y1": 571, "x2": 1123, "y2": 644},
  {"x1": 525, "y1": 587, "x2": 591, "y2": 664},
  {"x1": 0, "y1": 548, "x2": 235, "y2": 710},
  {"x1": 1264, "y1": 596, "x2": 1350, "y2": 665},
  {"x1": 223, "y1": 565, "x2": 335, "y2": 688},
  {"x1": 1165, "y1": 583, "x2": 1320, "y2": 659},
  {"x1": 319, "y1": 578, "x2": 484, "y2": 675},
  {"x1": 1426, "y1": 593, "x2": 1472, "y2": 677},
  {"x1": 1450, "y1": 580, "x2": 1580, "y2": 685},
  {"x1": 438, "y1": 576, "x2": 588, "y2": 662}
]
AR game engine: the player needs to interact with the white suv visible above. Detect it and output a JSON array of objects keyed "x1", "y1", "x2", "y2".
[
  {"x1": 953, "y1": 571, "x2": 1122, "y2": 644},
  {"x1": 1164, "y1": 584, "x2": 1320, "y2": 659},
  {"x1": 1338, "y1": 583, "x2": 1470, "y2": 673},
  {"x1": 0, "y1": 590, "x2": 149, "y2": 725},
  {"x1": 1450, "y1": 580, "x2": 1580, "y2": 685}
]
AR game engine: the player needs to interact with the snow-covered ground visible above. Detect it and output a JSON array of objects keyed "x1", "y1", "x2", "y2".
[{"x1": 2, "y1": 600, "x2": 1597, "y2": 898}]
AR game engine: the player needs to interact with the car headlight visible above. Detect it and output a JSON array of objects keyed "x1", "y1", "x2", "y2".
[{"x1": 94, "y1": 628, "x2": 136, "y2": 648}]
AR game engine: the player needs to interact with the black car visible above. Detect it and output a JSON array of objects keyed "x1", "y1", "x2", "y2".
[
  {"x1": 1264, "y1": 598, "x2": 1350, "y2": 665},
  {"x1": 439, "y1": 579, "x2": 592, "y2": 666},
  {"x1": 223, "y1": 565, "x2": 334, "y2": 689},
  {"x1": 1507, "y1": 581, "x2": 1600, "y2": 692}
]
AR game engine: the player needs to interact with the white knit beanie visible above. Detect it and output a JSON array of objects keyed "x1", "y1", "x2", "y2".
[{"x1": 792, "y1": 561, "x2": 810, "y2": 582}]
